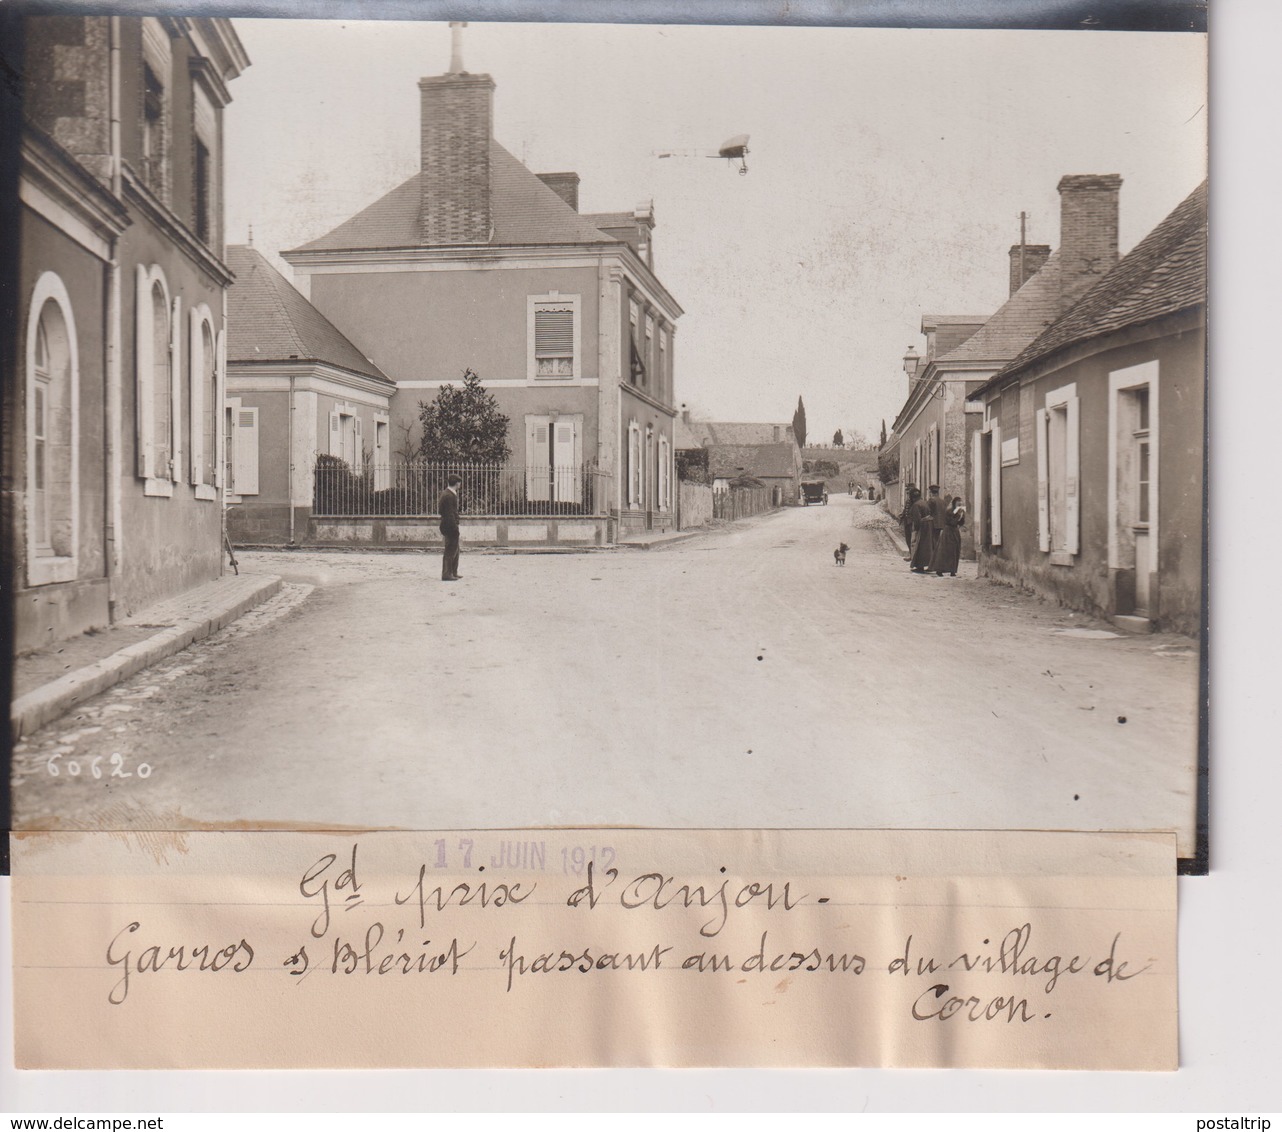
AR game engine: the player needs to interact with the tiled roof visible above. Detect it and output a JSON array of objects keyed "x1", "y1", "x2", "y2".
[
  {"x1": 934, "y1": 251, "x2": 1064, "y2": 366},
  {"x1": 680, "y1": 421, "x2": 795, "y2": 447},
  {"x1": 673, "y1": 417, "x2": 703, "y2": 449},
  {"x1": 225, "y1": 245, "x2": 391, "y2": 382},
  {"x1": 292, "y1": 140, "x2": 618, "y2": 253},
  {"x1": 993, "y1": 180, "x2": 1207, "y2": 381},
  {"x1": 708, "y1": 442, "x2": 801, "y2": 481}
]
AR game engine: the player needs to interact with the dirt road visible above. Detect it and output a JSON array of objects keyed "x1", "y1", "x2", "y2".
[{"x1": 11, "y1": 496, "x2": 1200, "y2": 853}]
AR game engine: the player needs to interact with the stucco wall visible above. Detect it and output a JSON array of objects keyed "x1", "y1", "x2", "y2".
[
  {"x1": 978, "y1": 321, "x2": 1204, "y2": 634},
  {"x1": 115, "y1": 210, "x2": 227, "y2": 617},
  {"x1": 307, "y1": 264, "x2": 600, "y2": 383},
  {"x1": 14, "y1": 211, "x2": 112, "y2": 649}
]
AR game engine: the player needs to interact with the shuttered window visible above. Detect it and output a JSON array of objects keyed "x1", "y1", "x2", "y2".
[
  {"x1": 535, "y1": 308, "x2": 573, "y2": 357},
  {"x1": 530, "y1": 297, "x2": 578, "y2": 379},
  {"x1": 534, "y1": 308, "x2": 574, "y2": 377}
]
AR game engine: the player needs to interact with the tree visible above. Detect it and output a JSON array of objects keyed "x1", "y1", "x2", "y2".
[
  {"x1": 417, "y1": 368, "x2": 511, "y2": 462},
  {"x1": 792, "y1": 396, "x2": 808, "y2": 449},
  {"x1": 833, "y1": 428, "x2": 844, "y2": 447},
  {"x1": 879, "y1": 419, "x2": 888, "y2": 448}
]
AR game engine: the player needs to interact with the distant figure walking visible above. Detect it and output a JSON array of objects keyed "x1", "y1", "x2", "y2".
[
  {"x1": 439, "y1": 472, "x2": 462, "y2": 581},
  {"x1": 931, "y1": 494, "x2": 966, "y2": 577}
]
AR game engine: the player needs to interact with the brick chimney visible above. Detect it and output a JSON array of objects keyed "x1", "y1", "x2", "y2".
[
  {"x1": 1057, "y1": 174, "x2": 1122, "y2": 311},
  {"x1": 1008, "y1": 243, "x2": 1051, "y2": 295},
  {"x1": 537, "y1": 172, "x2": 580, "y2": 211},
  {"x1": 418, "y1": 71, "x2": 495, "y2": 244}
]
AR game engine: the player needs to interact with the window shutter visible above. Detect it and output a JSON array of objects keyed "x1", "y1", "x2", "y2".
[
  {"x1": 234, "y1": 407, "x2": 259, "y2": 495},
  {"x1": 990, "y1": 424, "x2": 1003, "y2": 547},
  {"x1": 553, "y1": 421, "x2": 579, "y2": 503},
  {"x1": 135, "y1": 267, "x2": 150, "y2": 478},
  {"x1": 534, "y1": 308, "x2": 574, "y2": 357},
  {"x1": 525, "y1": 416, "x2": 550, "y2": 502},
  {"x1": 170, "y1": 295, "x2": 182, "y2": 482},
  {"x1": 214, "y1": 330, "x2": 225, "y2": 488},
  {"x1": 328, "y1": 410, "x2": 340, "y2": 457},
  {"x1": 188, "y1": 310, "x2": 201, "y2": 484},
  {"x1": 1065, "y1": 395, "x2": 1080, "y2": 556},
  {"x1": 1035, "y1": 410, "x2": 1050, "y2": 552}
]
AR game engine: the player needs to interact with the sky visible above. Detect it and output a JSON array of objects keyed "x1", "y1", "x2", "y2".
[{"x1": 224, "y1": 19, "x2": 1206, "y2": 445}]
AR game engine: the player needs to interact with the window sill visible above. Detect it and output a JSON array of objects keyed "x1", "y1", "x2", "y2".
[
  {"x1": 1049, "y1": 550, "x2": 1075, "y2": 567},
  {"x1": 143, "y1": 478, "x2": 174, "y2": 498},
  {"x1": 194, "y1": 483, "x2": 219, "y2": 501},
  {"x1": 28, "y1": 555, "x2": 77, "y2": 587}
]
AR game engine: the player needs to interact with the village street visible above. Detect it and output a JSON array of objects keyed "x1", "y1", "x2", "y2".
[{"x1": 11, "y1": 496, "x2": 1199, "y2": 854}]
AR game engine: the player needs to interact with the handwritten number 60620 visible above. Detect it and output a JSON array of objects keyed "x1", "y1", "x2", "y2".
[{"x1": 46, "y1": 752, "x2": 152, "y2": 779}]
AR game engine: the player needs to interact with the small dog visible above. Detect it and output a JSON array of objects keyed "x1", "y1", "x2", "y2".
[{"x1": 834, "y1": 542, "x2": 849, "y2": 566}]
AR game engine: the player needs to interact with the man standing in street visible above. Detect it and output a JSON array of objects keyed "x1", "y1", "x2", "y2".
[{"x1": 439, "y1": 472, "x2": 462, "y2": 581}]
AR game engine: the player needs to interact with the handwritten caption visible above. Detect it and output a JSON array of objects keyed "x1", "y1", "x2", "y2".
[{"x1": 102, "y1": 839, "x2": 1153, "y2": 1024}]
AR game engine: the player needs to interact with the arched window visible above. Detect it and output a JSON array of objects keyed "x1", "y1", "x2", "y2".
[
  {"x1": 136, "y1": 265, "x2": 178, "y2": 493},
  {"x1": 26, "y1": 274, "x2": 79, "y2": 585}
]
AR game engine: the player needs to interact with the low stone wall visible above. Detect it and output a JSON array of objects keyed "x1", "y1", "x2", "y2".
[
  {"x1": 304, "y1": 515, "x2": 610, "y2": 548},
  {"x1": 678, "y1": 482, "x2": 714, "y2": 529}
]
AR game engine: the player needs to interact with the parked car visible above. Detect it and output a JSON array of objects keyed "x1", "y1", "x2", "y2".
[{"x1": 801, "y1": 481, "x2": 829, "y2": 505}]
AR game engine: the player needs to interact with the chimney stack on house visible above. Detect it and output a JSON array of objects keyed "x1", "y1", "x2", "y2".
[
  {"x1": 1057, "y1": 174, "x2": 1122, "y2": 312},
  {"x1": 537, "y1": 172, "x2": 580, "y2": 211},
  {"x1": 418, "y1": 70, "x2": 495, "y2": 244},
  {"x1": 1008, "y1": 243, "x2": 1051, "y2": 295}
]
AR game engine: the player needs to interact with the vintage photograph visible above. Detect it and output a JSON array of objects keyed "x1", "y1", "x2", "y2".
[{"x1": 5, "y1": 12, "x2": 1207, "y2": 862}]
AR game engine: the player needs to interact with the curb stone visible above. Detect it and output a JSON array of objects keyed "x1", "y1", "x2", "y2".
[{"x1": 10, "y1": 576, "x2": 283, "y2": 742}]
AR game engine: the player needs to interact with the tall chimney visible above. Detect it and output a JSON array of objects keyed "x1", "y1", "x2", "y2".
[
  {"x1": 418, "y1": 72, "x2": 495, "y2": 244},
  {"x1": 1057, "y1": 174, "x2": 1122, "y2": 311},
  {"x1": 537, "y1": 172, "x2": 580, "y2": 211},
  {"x1": 1008, "y1": 243, "x2": 1051, "y2": 295}
]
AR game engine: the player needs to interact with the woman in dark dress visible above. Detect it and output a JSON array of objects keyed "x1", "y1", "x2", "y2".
[
  {"x1": 931, "y1": 495, "x2": 966, "y2": 576},
  {"x1": 908, "y1": 490, "x2": 935, "y2": 572}
]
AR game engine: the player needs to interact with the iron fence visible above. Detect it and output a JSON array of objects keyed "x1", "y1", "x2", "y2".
[{"x1": 313, "y1": 457, "x2": 601, "y2": 518}]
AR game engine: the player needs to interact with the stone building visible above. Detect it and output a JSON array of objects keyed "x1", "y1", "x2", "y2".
[
  {"x1": 9, "y1": 15, "x2": 248, "y2": 650},
  {"x1": 968, "y1": 181, "x2": 1207, "y2": 635},
  {"x1": 888, "y1": 175, "x2": 1126, "y2": 560},
  {"x1": 223, "y1": 245, "x2": 396, "y2": 545},
  {"x1": 276, "y1": 38, "x2": 683, "y2": 537}
]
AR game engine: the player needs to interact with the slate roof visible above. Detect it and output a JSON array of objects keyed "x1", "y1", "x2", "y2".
[
  {"x1": 225, "y1": 245, "x2": 391, "y2": 383},
  {"x1": 991, "y1": 180, "x2": 1207, "y2": 383},
  {"x1": 707, "y1": 442, "x2": 801, "y2": 481},
  {"x1": 934, "y1": 250, "x2": 1064, "y2": 366},
  {"x1": 678, "y1": 421, "x2": 795, "y2": 448},
  {"x1": 292, "y1": 140, "x2": 620, "y2": 253}
]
